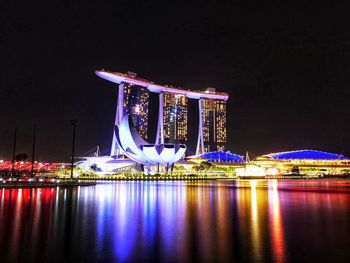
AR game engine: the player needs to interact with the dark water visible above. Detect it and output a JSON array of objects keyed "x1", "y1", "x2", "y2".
[{"x1": 0, "y1": 180, "x2": 350, "y2": 263}]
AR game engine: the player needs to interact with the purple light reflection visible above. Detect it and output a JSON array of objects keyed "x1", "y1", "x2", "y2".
[{"x1": 0, "y1": 180, "x2": 350, "y2": 262}]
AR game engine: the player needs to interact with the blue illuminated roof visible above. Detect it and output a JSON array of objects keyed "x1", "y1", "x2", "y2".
[
  {"x1": 200, "y1": 151, "x2": 245, "y2": 163},
  {"x1": 265, "y1": 150, "x2": 349, "y2": 160}
]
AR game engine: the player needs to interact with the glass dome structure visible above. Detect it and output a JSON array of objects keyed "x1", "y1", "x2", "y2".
[
  {"x1": 200, "y1": 151, "x2": 245, "y2": 163},
  {"x1": 263, "y1": 150, "x2": 349, "y2": 160}
]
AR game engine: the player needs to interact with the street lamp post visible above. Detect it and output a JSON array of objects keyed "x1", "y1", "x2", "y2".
[
  {"x1": 11, "y1": 127, "x2": 18, "y2": 178},
  {"x1": 30, "y1": 124, "x2": 37, "y2": 178},
  {"x1": 70, "y1": 120, "x2": 77, "y2": 180}
]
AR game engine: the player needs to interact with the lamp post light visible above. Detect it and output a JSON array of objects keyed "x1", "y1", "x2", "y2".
[
  {"x1": 70, "y1": 120, "x2": 77, "y2": 180},
  {"x1": 30, "y1": 124, "x2": 36, "y2": 178},
  {"x1": 11, "y1": 127, "x2": 18, "y2": 178}
]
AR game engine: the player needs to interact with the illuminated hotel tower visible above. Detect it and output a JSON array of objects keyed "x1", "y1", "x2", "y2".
[
  {"x1": 201, "y1": 94, "x2": 227, "y2": 152},
  {"x1": 163, "y1": 92, "x2": 188, "y2": 143},
  {"x1": 122, "y1": 83, "x2": 149, "y2": 139},
  {"x1": 110, "y1": 79, "x2": 149, "y2": 156},
  {"x1": 95, "y1": 70, "x2": 229, "y2": 157}
]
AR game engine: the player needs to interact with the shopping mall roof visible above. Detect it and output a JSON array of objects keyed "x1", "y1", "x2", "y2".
[
  {"x1": 261, "y1": 150, "x2": 349, "y2": 160},
  {"x1": 200, "y1": 151, "x2": 245, "y2": 163}
]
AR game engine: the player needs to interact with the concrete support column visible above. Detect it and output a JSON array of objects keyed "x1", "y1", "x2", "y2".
[
  {"x1": 196, "y1": 99, "x2": 205, "y2": 156},
  {"x1": 111, "y1": 83, "x2": 125, "y2": 156},
  {"x1": 155, "y1": 92, "x2": 164, "y2": 145}
]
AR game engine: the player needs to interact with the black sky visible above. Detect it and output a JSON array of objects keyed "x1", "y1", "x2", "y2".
[{"x1": 1, "y1": 1, "x2": 350, "y2": 161}]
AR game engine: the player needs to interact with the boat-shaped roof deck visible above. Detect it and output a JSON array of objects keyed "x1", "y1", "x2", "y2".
[{"x1": 95, "y1": 70, "x2": 229, "y2": 101}]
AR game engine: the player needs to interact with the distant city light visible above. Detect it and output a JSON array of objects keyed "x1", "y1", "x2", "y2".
[{"x1": 266, "y1": 167, "x2": 280, "y2": 176}]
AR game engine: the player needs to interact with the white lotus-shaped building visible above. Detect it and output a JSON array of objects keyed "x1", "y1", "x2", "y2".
[{"x1": 115, "y1": 115, "x2": 186, "y2": 166}]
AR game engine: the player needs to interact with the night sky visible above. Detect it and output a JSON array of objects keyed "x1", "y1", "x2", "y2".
[{"x1": 1, "y1": 1, "x2": 350, "y2": 161}]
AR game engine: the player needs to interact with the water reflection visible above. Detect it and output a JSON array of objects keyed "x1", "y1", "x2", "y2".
[
  {"x1": 268, "y1": 180, "x2": 285, "y2": 263},
  {"x1": 250, "y1": 180, "x2": 262, "y2": 261},
  {"x1": 0, "y1": 180, "x2": 349, "y2": 262}
]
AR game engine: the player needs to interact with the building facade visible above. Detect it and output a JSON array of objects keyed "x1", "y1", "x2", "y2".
[
  {"x1": 163, "y1": 92, "x2": 188, "y2": 144},
  {"x1": 122, "y1": 83, "x2": 149, "y2": 139},
  {"x1": 201, "y1": 97, "x2": 227, "y2": 152},
  {"x1": 252, "y1": 150, "x2": 350, "y2": 177},
  {"x1": 96, "y1": 70, "x2": 229, "y2": 157}
]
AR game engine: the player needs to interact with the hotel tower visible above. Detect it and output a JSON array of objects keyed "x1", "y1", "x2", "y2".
[{"x1": 96, "y1": 70, "x2": 229, "y2": 156}]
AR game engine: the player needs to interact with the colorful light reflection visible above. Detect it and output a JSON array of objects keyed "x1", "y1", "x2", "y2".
[
  {"x1": 0, "y1": 180, "x2": 349, "y2": 262},
  {"x1": 268, "y1": 180, "x2": 285, "y2": 263}
]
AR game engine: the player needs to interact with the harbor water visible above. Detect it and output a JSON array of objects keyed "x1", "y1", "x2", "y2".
[{"x1": 0, "y1": 179, "x2": 349, "y2": 262}]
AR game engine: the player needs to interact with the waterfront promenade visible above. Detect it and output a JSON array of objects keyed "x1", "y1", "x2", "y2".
[
  {"x1": 0, "y1": 180, "x2": 96, "y2": 188},
  {"x1": 2, "y1": 174, "x2": 347, "y2": 188}
]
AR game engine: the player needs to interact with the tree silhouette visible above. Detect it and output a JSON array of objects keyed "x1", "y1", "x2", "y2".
[{"x1": 15, "y1": 153, "x2": 28, "y2": 161}]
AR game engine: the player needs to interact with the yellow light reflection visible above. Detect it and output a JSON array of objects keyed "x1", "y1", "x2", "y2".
[
  {"x1": 250, "y1": 180, "x2": 262, "y2": 260},
  {"x1": 269, "y1": 180, "x2": 285, "y2": 263}
]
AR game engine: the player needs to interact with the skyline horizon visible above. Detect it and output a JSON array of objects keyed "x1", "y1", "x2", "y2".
[
  {"x1": 1, "y1": 2, "x2": 350, "y2": 161},
  {"x1": 1, "y1": 66, "x2": 350, "y2": 162},
  {"x1": 0, "y1": 116, "x2": 348, "y2": 163}
]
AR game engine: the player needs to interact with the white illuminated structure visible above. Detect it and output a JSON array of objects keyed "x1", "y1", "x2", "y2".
[
  {"x1": 96, "y1": 70, "x2": 228, "y2": 100},
  {"x1": 75, "y1": 156, "x2": 134, "y2": 175},
  {"x1": 96, "y1": 70, "x2": 229, "y2": 156},
  {"x1": 115, "y1": 115, "x2": 186, "y2": 168},
  {"x1": 196, "y1": 99, "x2": 205, "y2": 155}
]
